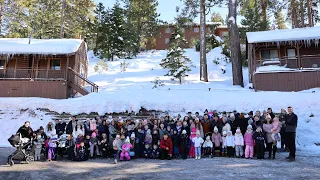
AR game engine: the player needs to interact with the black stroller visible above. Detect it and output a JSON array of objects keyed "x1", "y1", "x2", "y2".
[{"x1": 7, "y1": 133, "x2": 35, "y2": 166}]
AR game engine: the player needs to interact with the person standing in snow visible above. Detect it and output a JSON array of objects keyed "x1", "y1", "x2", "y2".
[
  {"x1": 159, "y1": 132, "x2": 173, "y2": 160},
  {"x1": 284, "y1": 106, "x2": 298, "y2": 161},
  {"x1": 192, "y1": 130, "x2": 204, "y2": 159}
]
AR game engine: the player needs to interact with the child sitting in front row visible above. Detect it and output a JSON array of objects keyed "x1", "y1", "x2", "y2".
[
  {"x1": 202, "y1": 136, "x2": 213, "y2": 157},
  {"x1": 221, "y1": 131, "x2": 228, "y2": 157},
  {"x1": 151, "y1": 144, "x2": 159, "y2": 159}
]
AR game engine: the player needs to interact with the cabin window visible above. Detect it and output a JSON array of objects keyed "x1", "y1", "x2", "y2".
[
  {"x1": 165, "y1": 28, "x2": 171, "y2": 33},
  {"x1": 194, "y1": 27, "x2": 199, "y2": 33},
  {"x1": 0, "y1": 60, "x2": 4, "y2": 69},
  {"x1": 261, "y1": 49, "x2": 279, "y2": 60},
  {"x1": 287, "y1": 49, "x2": 296, "y2": 59},
  {"x1": 50, "y1": 60, "x2": 61, "y2": 70},
  {"x1": 165, "y1": 38, "x2": 170, "y2": 44},
  {"x1": 222, "y1": 31, "x2": 228, "y2": 37}
]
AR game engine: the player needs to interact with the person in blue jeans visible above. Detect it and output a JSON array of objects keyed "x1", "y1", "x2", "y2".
[{"x1": 192, "y1": 130, "x2": 204, "y2": 159}]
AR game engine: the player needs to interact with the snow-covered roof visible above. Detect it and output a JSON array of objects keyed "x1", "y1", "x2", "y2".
[
  {"x1": 246, "y1": 26, "x2": 320, "y2": 43},
  {"x1": 0, "y1": 38, "x2": 84, "y2": 55}
]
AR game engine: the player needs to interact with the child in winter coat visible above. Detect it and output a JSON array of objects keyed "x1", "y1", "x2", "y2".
[
  {"x1": 171, "y1": 129, "x2": 180, "y2": 159},
  {"x1": 234, "y1": 128, "x2": 244, "y2": 158},
  {"x1": 189, "y1": 127, "x2": 197, "y2": 158},
  {"x1": 144, "y1": 144, "x2": 152, "y2": 158},
  {"x1": 47, "y1": 135, "x2": 57, "y2": 161},
  {"x1": 212, "y1": 126, "x2": 222, "y2": 157},
  {"x1": 99, "y1": 133, "x2": 109, "y2": 158},
  {"x1": 144, "y1": 129, "x2": 152, "y2": 145},
  {"x1": 120, "y1": 137, "x2": 133, "y2": 161},
  {"x1": 253, "y1": 127, "x2": 265, "y2": 160},
  {"x1": 90, "y1": 132, "x2": 100, "y2": 158},
  {"x1": 192, "y1": 130, "x2": 204, "y2": 159},
  {"x1": 244, "y1": 125, "x2": 254, "y2": 159},
  {"x1": 67, "y1": 135, "x2": 75, "y2": 160},
  {"x1": 180, "y1": 130, "x2": 189, "y2": 159},
  {"x1": 75, "y1": 141, "x2": 87, "y2": 161},
  {"x1": 271, "y1": 117, "x2": 281, "y2": 145},
  {"x1": 221, "y1": 131, "x2": 228, "y2": 157},
  {"x1": 34, "y1": 134, "x2": 44, "y2": 161},
  {"x1": 226, "y1": 131, "x2": 235, "y2": 157},
  {"x1": 202, "y1": 136, "x2": 213, "y2": 157},
  {"x1": 151, "y1": 144, "x2": 159, "y2": 159}
]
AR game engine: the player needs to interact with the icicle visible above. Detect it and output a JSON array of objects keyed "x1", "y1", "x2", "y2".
[{"x1": 315, "y1": 39, "x2": 319, "y2": 48}]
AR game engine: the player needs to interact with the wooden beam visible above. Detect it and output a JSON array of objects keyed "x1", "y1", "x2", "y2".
[{"x1": 66, "y1": 55, "x2": 69, "y2": 80}]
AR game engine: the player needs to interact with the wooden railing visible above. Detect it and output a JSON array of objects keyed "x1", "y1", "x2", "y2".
[
  {"x1": 67, "y1": 67, "x2": 98, "y2": 93},
  {"x1": 0, "y1": 68, "x2": 66, "y2": 80},
  {"x1": 254, "y1": 54, "x2": 320, "y2": 69}
]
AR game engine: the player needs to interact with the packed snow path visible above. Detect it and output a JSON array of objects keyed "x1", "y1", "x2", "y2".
[{"x1": 0, "y1": 147, "x2": 319, "y2": 180}]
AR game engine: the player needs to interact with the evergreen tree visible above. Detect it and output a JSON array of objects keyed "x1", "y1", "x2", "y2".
[
  {"x1": 211, "y1": 12, "x2": 225, "y2": 25},
  {"x1": 274, "y1": 7, "x2": 287, "y2": 29},
  {"x1": 160, "y1": 26, "x2": 193, "y2": 84}
]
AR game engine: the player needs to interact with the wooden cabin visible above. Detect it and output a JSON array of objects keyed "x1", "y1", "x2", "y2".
[
  {"x1": 0, "y1": 38, "x2": 98, "y2": 99},
  {"x1": 247, "y1": 27, "x2": 320, "y2": 91},
  {"x1": 146, "y1": 22, "x2": 229, "y2": 50}
]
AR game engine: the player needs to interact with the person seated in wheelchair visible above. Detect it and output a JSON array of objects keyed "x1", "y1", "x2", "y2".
[{"x1": 202, "y1": 136, "x2": 213, "y2": 158}]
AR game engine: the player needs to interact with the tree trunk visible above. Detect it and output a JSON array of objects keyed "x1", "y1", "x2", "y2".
[
  {"x1": 300, "y1": 1, "x2": 305, "y2": 27},
  {"x1": 137, "y1": 0, "x2": 142, "y2": 48},
  {"x1": 179, "y1": 76, "x2": 182, "y2": 84},
  {"x1": 0, "y1": 3, "x2": 2, "y2": 35},
  {"x1": 200, "y1": 0, "x2": 208, "y2": 82},
  {"x1": 60, "y1": 0, "x2": 66, "y2": 38},
  {"x1": 228, "y1": 0, "x2": 244, "y2": 87},
  {"x1": 291, "y1": 0, "x2": 299, "y2": 28},
  {"x1": 261, "y1": 0, "x2": 267, "y2": 22},
  {"x1": 307, "y1": 0, "x2": 313, "y2": 26}
]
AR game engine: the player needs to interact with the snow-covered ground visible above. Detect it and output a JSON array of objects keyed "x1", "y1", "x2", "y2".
[{"x1": 0, "y1": 47, "x2": 319, "y2": 154}]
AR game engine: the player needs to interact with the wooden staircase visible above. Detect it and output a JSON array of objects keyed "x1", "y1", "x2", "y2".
[{"x1": 67, "y1": 67, "x2": 98, "y2": 96}]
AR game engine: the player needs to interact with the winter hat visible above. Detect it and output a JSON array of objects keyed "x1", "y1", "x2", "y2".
[
  {"x1": 248, "y1": 119, "x2": 253, "y2": 125},
  {"x1": 227, "y1": 131, "x2": 232, "y2": 135},
  {"x1": 131, "y1": 132, "x2": 135, "y2": 138},
  {"x1": 125, "y1": 136, "x2": 130, "y2": 143},
  {"x1": 116, "y1": 134, "x2": 120, "y2": 139},
  {"x1": 214, "y1": 126, "x2": 218, "y2": 133},
  {"x1": 206, "y1": 136, "x2": 210, "y2": 140},
  {"x1": 248, "y1": 111, "x2": 253, "y2": 115},
  {"x1": 222, "y1": 131, "x2": 227, "y2": 136},
  {"x1": 229, "y1": 113, "x2": 235, "y2": 118},
  {"x1": 236, "y1": 129, "x2": 241, "y2": 133},
  {"x1": 247, "y1": 125, "x2": 253, "y2": 130},
  {"x1": 182, "y1": 130, "x2": 187, "y2": 134}
]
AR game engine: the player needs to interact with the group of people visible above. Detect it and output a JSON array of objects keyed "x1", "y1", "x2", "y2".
[{"x1": 15, "y1": 106, "x2": 298, "y2": 164}]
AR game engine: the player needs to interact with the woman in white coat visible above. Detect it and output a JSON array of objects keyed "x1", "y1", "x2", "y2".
[{"x1": 72, "y1": 123, "x2": 84, "y2": 142}]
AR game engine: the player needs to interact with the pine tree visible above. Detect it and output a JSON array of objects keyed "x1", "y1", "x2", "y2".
[
  {"x1": 211, "y1": 11, "x2": 225, "y2": 25},
  {"x1": 160, "y1": 26, "x2": 194, "y2": 84},
  {"x1": 274, "y1": 7, "x2": 287, "y2": 29}
]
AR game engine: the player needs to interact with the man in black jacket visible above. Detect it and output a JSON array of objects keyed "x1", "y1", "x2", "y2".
[
  {"x1": 284, "y1": 106, "x2": 298, "y2": 161},
  {"x1": 17, "y1": 121, "x2": 33, "y2": 139},
  {"x1": 66, "y1": 116, "x2": 78, "y2": 135}
]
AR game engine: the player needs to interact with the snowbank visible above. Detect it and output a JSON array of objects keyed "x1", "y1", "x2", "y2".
[
  {"x1": 0, "y1": 48, "x2": 319, "y2": 153},
  {"x1": 0, "y1": 38, "x2": 83, "y2": 55}
]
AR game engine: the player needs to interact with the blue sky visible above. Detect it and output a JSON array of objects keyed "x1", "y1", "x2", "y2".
[{"x1": 94, "y1": 0, "x2": 231, "y2": 23}]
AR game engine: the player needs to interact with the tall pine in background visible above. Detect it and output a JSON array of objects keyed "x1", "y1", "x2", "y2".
[{"x1": 160, "y1": 26, "x2": 193, "y2": 84}]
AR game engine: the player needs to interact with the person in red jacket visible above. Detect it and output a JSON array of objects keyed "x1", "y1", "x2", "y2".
[{"x1": 159, "y1": 132, "x2": 173, "y2": 160}]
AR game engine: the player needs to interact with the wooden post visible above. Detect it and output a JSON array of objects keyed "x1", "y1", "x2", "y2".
[
  {"x1": 46, "y1": 58, "x2": 49, "y2": 79},
  {"x1": 31, "y1": 55, "x2": 35, "y2": 79},
  {"x1": 248, "y1": 43, "x2": 253, "y2": 83},
  {"x1": 295, "y1": 44, "x2": 301, "y2": 68},
  {"x1": 66, "y1": 55, "x2": 69, "y2": 80}
]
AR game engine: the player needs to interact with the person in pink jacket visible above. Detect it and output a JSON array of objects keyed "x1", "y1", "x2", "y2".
[
  {"x1": 244, "y1": 125, "x2": 254, "y2": 159},
  {"x1": 120, "y1": 137, "x2": 133, "y2": 161},
  {"x1": 211, "y1": 126, "x2": 222, "y2": 157}
]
